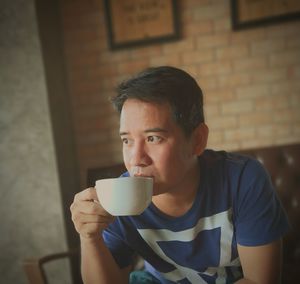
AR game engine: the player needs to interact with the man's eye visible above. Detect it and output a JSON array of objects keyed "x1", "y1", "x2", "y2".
[
  {"x1": 147, "y1": 136, "x2": 162, "y2": 143},
  {"x1": 121, "y1": 138, "x2": 129, "y2": 144}
]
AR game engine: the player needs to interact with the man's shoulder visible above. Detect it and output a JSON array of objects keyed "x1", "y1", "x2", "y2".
[
  {"x1": 201, "y1": 149, "x2": 253, "y2": 167},
  {"x1": 200, "y1": 149, "x2": 265, "y2": 179}
]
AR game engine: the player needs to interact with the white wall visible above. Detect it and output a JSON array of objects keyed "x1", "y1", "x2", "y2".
[{"x1": 0, "y1": 0, "x2": 70, "y2": 283}]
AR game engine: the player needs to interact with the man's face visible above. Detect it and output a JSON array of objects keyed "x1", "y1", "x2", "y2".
[{"x1": 120, "y1": 99, "x2": 198, "y2": 196}]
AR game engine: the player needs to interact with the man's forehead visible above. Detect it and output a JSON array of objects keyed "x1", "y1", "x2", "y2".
[
  {"x1": 118, "y1": 99, "x2": 179, "y2": 132},
  {"x1": 121, "y1": 99, "x2": 171, "y2": 119}
]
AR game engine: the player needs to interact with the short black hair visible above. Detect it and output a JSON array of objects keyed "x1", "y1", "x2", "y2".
[{"x1": 111, "y1": 66, "x2": 204, "y2": 137}]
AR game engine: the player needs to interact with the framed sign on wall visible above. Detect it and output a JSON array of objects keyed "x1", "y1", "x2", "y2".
[
  {"x1": 104, "y1": 0, "x2": 180, "y2": 50},
  {"x1": 231, "y1": 0, "x2": 300, "y2": 30}
]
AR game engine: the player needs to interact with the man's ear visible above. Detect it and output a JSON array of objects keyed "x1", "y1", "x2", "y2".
[{"x1": 192, "y1": 123, "x2": 209, "y2": 156}]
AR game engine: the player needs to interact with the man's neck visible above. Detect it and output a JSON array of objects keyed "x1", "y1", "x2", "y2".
[{"x1": 152, "y1": 161, "x2": 200, "y2": 218}]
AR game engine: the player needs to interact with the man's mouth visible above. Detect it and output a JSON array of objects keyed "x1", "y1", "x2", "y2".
[
  {"x1": 133, "y1": 173, "x2": 154, "y2": 180},
  {"x1": 130, "y1": 166, "x2": 154, "y2": 179}
]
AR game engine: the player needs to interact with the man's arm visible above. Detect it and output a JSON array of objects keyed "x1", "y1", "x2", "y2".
[
  {"x1": 235, "y1": 239, "x2": 282, "y2": 284},
  {"x1": 70, "y1": 188, "x2": 131, "y2": 284},
  {"x1": 80, "y1": 236, "x2": 131, "y2": 284}
]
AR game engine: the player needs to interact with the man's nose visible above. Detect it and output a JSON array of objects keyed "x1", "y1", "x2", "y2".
[{"x1": 130, "y1": 142, "x2": 151, "y2": 166}]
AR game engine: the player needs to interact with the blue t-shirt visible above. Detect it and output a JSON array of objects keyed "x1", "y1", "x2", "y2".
[{"x1": 102, "y1": 150, "x2": 290, "y2": 284}]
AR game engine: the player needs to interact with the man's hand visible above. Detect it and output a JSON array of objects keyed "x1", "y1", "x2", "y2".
[{"x1": 70, "y1": 187, "x2": 115, "y2": 240}]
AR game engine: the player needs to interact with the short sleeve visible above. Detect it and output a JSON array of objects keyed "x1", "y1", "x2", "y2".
[
  {"x1": 102, "y1": 218, "x2": 135, "y2": 268},
  {"x1": 234, "y1": 159, "x2": 290, "y2": 246}
]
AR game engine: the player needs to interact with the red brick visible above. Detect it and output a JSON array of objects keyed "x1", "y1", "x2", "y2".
[
  {"x1": 183, "y1": 20, "x2": 213, "y2": 37},
  {"x1": 271, "y1": 81, "x2": 300, "y2": 95},
  {"x1": 287, "y1": 37, "x2": 300, "y2": 48},
  {"x1": 224, "y1": 128, "x2": 256, "y2": 141},
  {"x1": 270, "y1": 50, "x2": 300, "y2": 67},
  {"x1": 117, "y1": 59, "x2": 149, "y2": 75},
  {"x1": 150, "y1": 54, "x2": 181, "y2": 66},
  {"x1": 216, "y1": 44, "x2": 249, "y2": 60},
  {"x1": 236, "y1": 84, "x2": 270, "y2": 99},
  {"x1": 250, "y1": 38, "x2": 285, "y2": 55},
  {"x1": 221, "y1": 100, "x2": 253, "y2": 115},
  {"x1": 197, "y1": 76, "x2": 218, "y2": 91},
  {"x1": 233, "y1": 57, "x2": 267, "y2": 72},
  {"x1": 266, "y1": 21, "x2": 300, "y2": 38},
  {"x1": 230, "y1": 29, "x2": 266, "y2": 44},
  {"x1": 207, "y1": 115, "x2": 237, "y2": 130},
  {"x1": 198, "y1": 61, "x2": 232, "y2": 76},
  {"x1": 218, "y1": 73, "x2": 251, "y2": 88},
  {"x1": 162, "y1": 38, "x2": 195, "y2": 54},
  {"x1": 64, "y1": 28, "x2": 102, "y2": 45},
  {"x1": 129, "y1": 46, "x2": 162, "y2": 60},
  {"x1": 197, "y1": 34, "x2": 229, "y2": 49},
  {"x1": 204, "y1": 89, "x2": 235, "y2": 104},
  {"x1": 213, "y1": 17, "x2": 231, "y2": 32},
  {"x1": 240, "y1": 139, "x2": 273, "y2": 150},
  {"x1": 192, "y1": 3, "x2": 228, "y2": 21},
  {"x1": 206, "y1": 130, "x2": 224, "y2": 146},
  {"x1": 182, "y1": 49, "x2": 214, "y2": 64},
  {"x1": 239, "y1": 112, "x2": 273, "y2": 127},
  {"x1": 252, "y1": 68, "x2": 287, "y2": 83}
]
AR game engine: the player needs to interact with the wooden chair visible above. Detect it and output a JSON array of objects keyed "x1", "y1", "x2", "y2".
[{"x1": 23, "y1": 248, "x2": 79, "y2": 284}]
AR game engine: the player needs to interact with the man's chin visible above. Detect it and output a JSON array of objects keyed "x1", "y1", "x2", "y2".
[{"x1": 152, "y1": 184, "x2": 166, "y2": 196}]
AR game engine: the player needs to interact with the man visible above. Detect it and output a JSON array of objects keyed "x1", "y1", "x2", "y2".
[{"x1": 70, "y1": 66, "x2": 289, "y2": 283}]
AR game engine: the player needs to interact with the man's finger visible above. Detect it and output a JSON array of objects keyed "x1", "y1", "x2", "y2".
[{"x1": 74, "y1": 187, "x2": 98, "y2": 202}]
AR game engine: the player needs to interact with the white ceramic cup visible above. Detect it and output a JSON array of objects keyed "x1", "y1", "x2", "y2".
[{"x1": 95, "y1": 176, "x2": 153, "y2": 216}]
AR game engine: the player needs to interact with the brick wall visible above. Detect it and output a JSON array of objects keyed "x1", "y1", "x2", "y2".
[{"x1": 61, "y1": 0, "x2": 300, "y2": 187}]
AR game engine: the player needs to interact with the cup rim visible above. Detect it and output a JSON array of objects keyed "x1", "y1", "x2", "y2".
[{"x1": 95, "y1": 176, "x2": 153, "y2": 183}]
